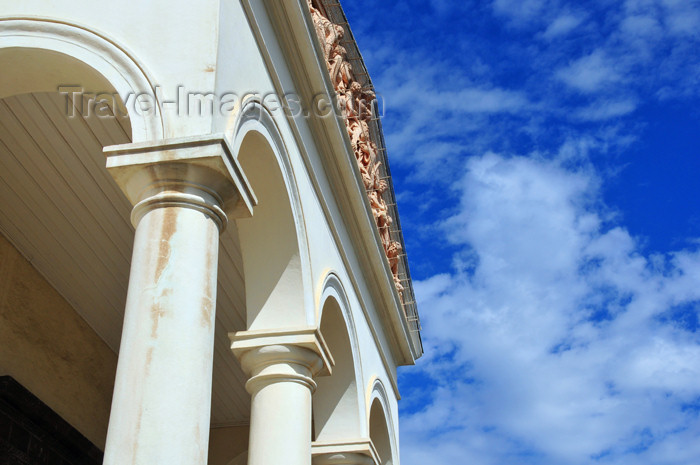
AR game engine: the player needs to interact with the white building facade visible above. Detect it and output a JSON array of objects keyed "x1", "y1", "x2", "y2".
[{"x1": 0, "y1": 1, "x2": 422, "y2": 465}]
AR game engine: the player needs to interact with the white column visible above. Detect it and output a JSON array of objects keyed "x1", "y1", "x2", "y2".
[
  {"x1": 231, "y1": 329, "x2": 333, "y2": 465},
  {"x1": 102, "y1": 136, "x2": 255, "y2": 465}
]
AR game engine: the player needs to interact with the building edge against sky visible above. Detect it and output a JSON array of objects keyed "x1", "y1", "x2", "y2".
[{"x1": 0, "y1": 0, "x2": 422, "y2": 464}]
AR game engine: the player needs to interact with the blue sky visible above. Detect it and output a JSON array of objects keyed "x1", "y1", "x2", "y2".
[{"x1": 342, "y1": 1, "x2": 700, "y2": 464}]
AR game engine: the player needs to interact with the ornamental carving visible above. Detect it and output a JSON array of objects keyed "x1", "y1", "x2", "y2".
[{"x1": 308, "y1": 0, "x2": 405, "y2": 302}]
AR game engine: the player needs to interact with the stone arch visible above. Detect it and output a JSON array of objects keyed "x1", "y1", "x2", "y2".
[
  {"x1": 368, "y1": 380, "x2": 398, "y2": 465},
  {"x1": 313, "y1": 273, "x2": 365, "y2": 441},
  {"x1": 0, "y1": 17, "x2": 164, "y2": 142},
  {"x1": 0, "y1": 17, "x2": 170, "y2": 449},
  {"x1": 228, "y1": 98, "x2": 313, "y2": 329}
]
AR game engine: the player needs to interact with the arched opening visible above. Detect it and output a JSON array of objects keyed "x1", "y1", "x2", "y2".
[
  {"x1": 313, "y1": 295, "x2": 361, "y2": 441},
  {"x1": 369, "y1": 398, "x2": 394, "y2": 465},
  {"x1": 208, "y1": 104, "x2": 314, "y2": 465},
  {"x1": 234, "y1": 129, "x2": 307, "y2": 330},
  {"x1": 0, "y1": 19, "x2": 164, "y2": 141},
  {"x1": 0, "y1": 47, "x2": 125, "y2": 101},
  {"x1": 0, "y1": 46, "x2": 136, "y2": 454}
]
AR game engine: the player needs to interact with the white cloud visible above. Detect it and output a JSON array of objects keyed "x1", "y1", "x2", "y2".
[
  {"x1": 348, "y1": 2, "x2": 700, "y2": 464},
  {"x1": 575, "y1": 98, "x2": 638, "y2": 121},
  {"x1": 400, "y1": 151, "x2": 700, "y2": 465},
  {"x1": 369, "y1": 50, "x2": 529, "y2": 169},
  {"x1": 493, "y1": 0, "x2": 549, "y2": 24},
  {"x1": 556, "y1": 50, "x2": 623, "y2": 93},
  {"x1": 428, "y1": 0, "x2": 452, "y2": 15},
  {"x1": 660, "y1": 0, "x2": 700, "y2": 36},
  {"x1": 451, "y1": 88, "x2": 529, "y2": 114},
  {"x1": 542, "y1": 13, "x2": 585, "y2": 39},
  {"x1": 620, "y1": 14, "x2": 663, "y2": 39}
]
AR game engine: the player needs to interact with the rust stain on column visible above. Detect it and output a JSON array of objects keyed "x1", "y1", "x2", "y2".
[
  {"x1": 200, "y1": 298, "x2": 213, "y2": 329},
  {"x1": 154, "y1": 208, "x2": 177, "y2": 283},
  {"x1": 195, "y1": 423, "x2": 204, "y2": 461},
  {"x1": 150, "y1": 303, "x2": 167, "y2": 339},
  {"x1": 145, "y1": 347, "x2": 154, "y2": 369},
  {"x1": 200, "y1": 247, "x2": 215, "y2": 329},
  {"x1": 131, "y1": 409, "x2": 143, "y2": 463},
  {"x1": 150, "y1": 283, "x2": 172, "y2": 339}
]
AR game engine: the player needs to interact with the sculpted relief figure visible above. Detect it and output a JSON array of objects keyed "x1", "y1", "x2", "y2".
[
  {"x1": 309, "y1": 0, "x2": 339, "y2": 66},
  {"x1": 330, "y1": 45, "x2": 354, "y2": 91},
  {"x1": 338, "y1": 81, "x2": 362, "y2": 120},
  {"x1": 308, "y1": 0, "x2": 405, "y2": 304},
  {"x1": 357, "y1": 87, "x2": 376, "y2": 121},
  {"x1": 387, "y1": 241, "x2": 405, "y2": 303}
]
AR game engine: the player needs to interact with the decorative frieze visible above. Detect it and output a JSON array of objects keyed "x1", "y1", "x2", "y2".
[{"x1": 307, "y1": 0, "x2": 405, "y2": 303}]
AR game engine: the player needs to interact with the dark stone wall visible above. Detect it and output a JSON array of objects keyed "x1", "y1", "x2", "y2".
[{"x1": 0, "y1": 376, "x2": 103, "y2": 465}]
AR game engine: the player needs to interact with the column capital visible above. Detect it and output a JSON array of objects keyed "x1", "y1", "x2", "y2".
[
  {"x1": 105, "y1": 134, "x2": 257, "y2": 230},
  {"x1": 312, "y1": 439, "x2": 380, "y2": 465},
  {"x1": 230, "y1": 327, "x2": 334, "y2": 393}
]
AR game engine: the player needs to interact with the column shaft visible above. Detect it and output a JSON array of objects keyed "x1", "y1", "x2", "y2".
[
  {"x1": 248, "y1": 367, "x2": 314, "y2": 465},
  {"x1": 103, "y1": 200, "x2": 220, "y2": 465},
  {"x1": 232, "y1": 339, "x2": 330, "y2": 465}
]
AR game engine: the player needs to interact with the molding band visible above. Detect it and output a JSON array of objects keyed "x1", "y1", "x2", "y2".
[
  {"x1": 312, "y1": 439, "x2": 380, "y2": 465},
  {"x1": 131, "y1": 190, "x2": 227, "y2": 232},
  {"x1": 245, "y1": 372, "x2": 318, "y2": 394},
  {"x1": 313, "y1": 453, "x2": 375, "y2": 465},
  {"x1": 236, "y1": 343, "x2": 327, "y2": 395}
]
